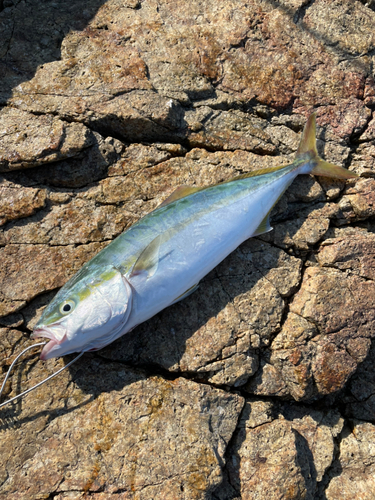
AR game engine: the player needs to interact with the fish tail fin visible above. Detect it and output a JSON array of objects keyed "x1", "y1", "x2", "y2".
[{"x1": 296, "y1": 113, "x2": 358, "y2": 179}]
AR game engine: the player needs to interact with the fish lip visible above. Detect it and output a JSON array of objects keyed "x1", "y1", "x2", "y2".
[{"x1": 32, "y1": 326, "x2": 67, "y2": 360}]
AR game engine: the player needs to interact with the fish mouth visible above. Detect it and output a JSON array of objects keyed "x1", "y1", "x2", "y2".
[{"x1": 32, "y1": 325, "x2": 67, "y2": 360}]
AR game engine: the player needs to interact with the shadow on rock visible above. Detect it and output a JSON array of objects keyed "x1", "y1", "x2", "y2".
[
  {"x1": 0, "y1": 0, "x2": 111, "y2": 104},
  {"x1": 0, "y1": 349, "x2": 148, "y2": 429},
  {"x1": 221, "y1": 399, "x2": 344, "y2": 500}
]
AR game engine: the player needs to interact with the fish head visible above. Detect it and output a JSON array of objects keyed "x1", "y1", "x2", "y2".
[{"x1": 32, "y1": 266, "x2": 133, "y2": 360}]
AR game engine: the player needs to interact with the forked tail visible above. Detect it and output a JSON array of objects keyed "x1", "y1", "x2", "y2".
[{"x1": 296, "y1": 113, "x2": 358, "y2": 179}]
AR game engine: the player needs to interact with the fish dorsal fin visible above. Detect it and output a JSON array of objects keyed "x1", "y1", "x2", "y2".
[
  {"x1": 253, "y1": 213, "x2": 273, "y2": 236},
  {"x1": 130, "y1": 234, "x2": 162, "y2": 279},
  {"x1": 297, "y1": 113, "x2": 318, "y2": 157},
  {"x1": 159, "y1": 185, "x2": 202, "y2": 208}
]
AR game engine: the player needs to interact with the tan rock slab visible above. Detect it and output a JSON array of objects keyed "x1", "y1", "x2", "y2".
[
  {"x1": 0, "y1": 108, "x2": 97, "y2": 171},
  {"x1": 0, "y1": 182, "x2": 46, "y2": 227},
  {"x1": 0, "y1": 358, "x2": 244, "y2": 500},
  {"x1": 226, "y1": 400, "x2": 344, "y2": 500},
  {"x1": 259, "y1": 229, "x2": 375, "y2": 401},
  {"x1": 325, "y1": 421, "x2": 375, "y2": 500},
  {"x1": 8, "y1": 0, "x2": 372, "y2": 144}
]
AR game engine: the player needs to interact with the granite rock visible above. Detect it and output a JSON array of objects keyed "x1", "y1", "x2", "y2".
[
  {"x1": 0, "y1": 357, "x2": 244, "y2": 499},
  {"x1": 325, "y1": 420, "x2": 375, "y2": 500},
  {"x1": 0, "y1": 108, "x2": 98, "y2": 172},
  {"x1": 225, "y1": 400, "x2": 344, "y2": 500},
  {"x1": 253, "y1": 229, "x2": 375, "y2": 402},
  {"x1": 1, "y1": 0, "x2": 375, "y2": 498}
]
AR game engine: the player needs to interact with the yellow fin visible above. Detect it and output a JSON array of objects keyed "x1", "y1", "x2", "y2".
[
  {"x1": 253, "y1": 213, "x2": 273, "y2": 236},
  {"x1": 130, "y1": 234, "x2": 162, "y2": 279},
  {"x1": 221, "y1": 164, "x2": 288, "y2": 184},
  {"x1": 159, "y1": 185, "x2": 203, "y2": 208},
  {"x1": 169, "y1": 283, "x2": 199, "y2": 306},
  {"x1": 311, "y1": 159, "x2": 358, "y2": 179},
  {"x1": 297, "y1": 113, "x2": 318, "y2": 156},
  {"x1": 296, "y1": 113, "x2": 358, "y2": 179}
]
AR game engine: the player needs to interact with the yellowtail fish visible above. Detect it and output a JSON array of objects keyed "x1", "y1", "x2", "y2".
[
  {"x1": 0, "y1": 114, "x2": 357, "y2": 407},
  {"x1": 32, "y1": 113, "x2": 357, "y2": 359}
]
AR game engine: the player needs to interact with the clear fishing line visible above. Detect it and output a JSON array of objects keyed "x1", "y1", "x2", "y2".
[{"x1": 0, "y1": 343, "x2": 84, "y2": 409}]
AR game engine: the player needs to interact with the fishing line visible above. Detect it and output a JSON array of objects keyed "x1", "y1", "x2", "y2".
[{"x1": 0, "y1": 343, "x2": 84, "y2": 409}]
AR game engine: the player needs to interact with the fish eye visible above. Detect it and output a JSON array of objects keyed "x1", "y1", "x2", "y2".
[{"x1": 59, "y1": 299, "x2": 75, "y2": 315}]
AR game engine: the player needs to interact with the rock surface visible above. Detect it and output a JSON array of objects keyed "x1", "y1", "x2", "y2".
[
  {"x1": 1, "y1": 0, "x2": 375, "y2": 498},
  {"x1": 0, "y1": 358, "x2": 243, "y2": 499},
  {"x1": 224, "y1": 400, "x2": 344, "y2": 500}
]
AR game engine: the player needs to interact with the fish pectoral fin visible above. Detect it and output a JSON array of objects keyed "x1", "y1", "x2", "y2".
[
  {"x1": 169, "y1": 283, "x2": 199, "y2": 306},
  {"x1": 253, "y1": 213, "x2": 273, "y2": 236},
  {"x1": 130, "y1": 234, "x2": 163, "y2": 279},
  {"x1": 159, "y1": 185, "x2": 202, "y2": 208}
]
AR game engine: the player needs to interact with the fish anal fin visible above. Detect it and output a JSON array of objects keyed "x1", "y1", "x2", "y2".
[
  {"x1": 253, "y1": 212, "x2": 273, "y2": 236},
  {"x1": 130, "y1": 234, "x2": 162, "y2": 279},
  {"x1": 159, "y1": 185, "x2": 202, "y2": 208},
  {"x1": 169, "y1": 283, "x2": 199, "y2": 306}
]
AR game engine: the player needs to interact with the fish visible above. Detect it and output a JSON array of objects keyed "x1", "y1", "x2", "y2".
[{"x1": 31, "y1": 113, "x2": 357, "y2": 361}]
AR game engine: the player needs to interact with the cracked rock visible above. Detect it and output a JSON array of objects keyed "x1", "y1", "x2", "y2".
[
  {"x1": 225, "y1": 400, "x2": 344, "y2": 500},
  {"x1": 255, "y1": 229, "x2": 375, "y2": 402},
  {"x1": 325, "y1": 420, "x2": 375, "y2": 499},
  {"x1": 346, "y1": 341, "x2": 375, "y2": 423},
  {"x1": 0, "y1": 108, "x2": 97, "y2": 171},
  {"x1": 1, "y1": 0, "x2": 375, "y2": 498},
  {"x1": 0, "y1": 357, "x2": 244, "y2": 499},
  {"x1": 0, "y1": 181, "x2": 46, "y2": 227}
]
